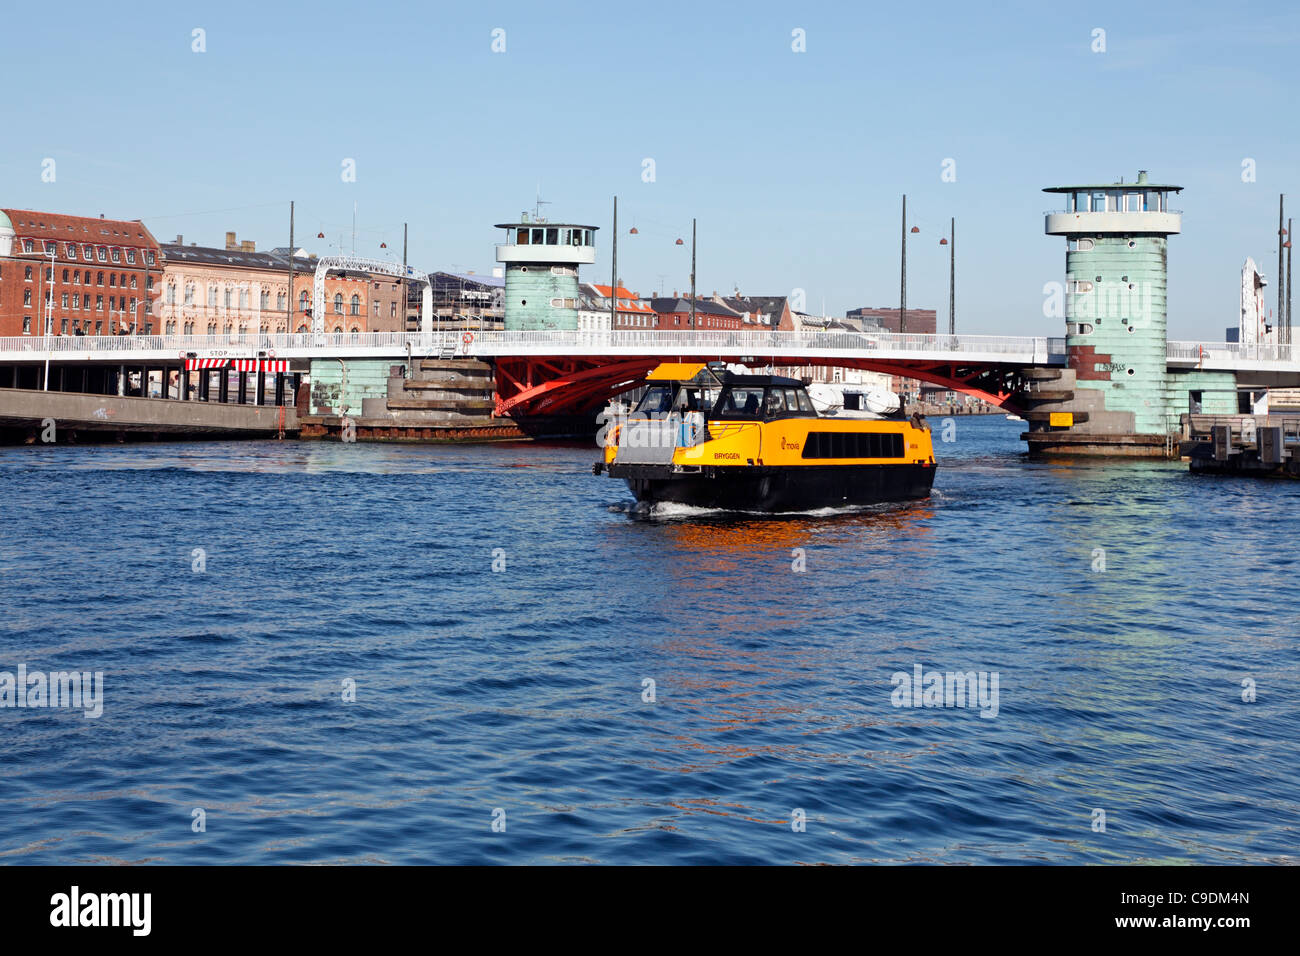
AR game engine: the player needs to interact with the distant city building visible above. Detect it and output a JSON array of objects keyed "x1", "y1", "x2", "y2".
[
  {"x1": 578, "y1": 284, "x2": 655, "y2": 332},
  {"x1": 405, "y1": 271, "x2": 505, "y2": 331},
  {"x1": 648, "y1": 296, "x2": 743, "y2": 330},
  {"x1": 716, "y1": 294, "x2": 795, "y2": 330},
  {"x1": 160, "y1": 231, "x2": 406, "y2": 335},
  {"x1": 846, "y1": 305, "x2": 937, "y2": 334},
  {"x1": 0, "y1": 208, "x2": 161, "y2": 337}
]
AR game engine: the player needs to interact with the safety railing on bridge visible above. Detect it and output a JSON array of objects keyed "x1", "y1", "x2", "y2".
[
  {"x1": 0, "y1": 328, "x2": 1060, "y2": 361},
  {"x1": 1166, "y1": 339, "x2": 1297, "y2": 365},
  {"x1": 469, "y1": 328, "x2": 1052, "y2": 357},
  {"x1": 0, "y1": 330, "x2": 460, "y2": 354}
]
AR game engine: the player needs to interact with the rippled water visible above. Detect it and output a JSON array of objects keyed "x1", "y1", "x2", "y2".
[{"x1": 0, "y1": 417, "x2": 1296, "y2": 864}]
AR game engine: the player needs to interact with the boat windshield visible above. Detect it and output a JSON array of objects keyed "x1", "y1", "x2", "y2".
[
  {"x1": 635, "y1": 386, "x2": 674, "y2": 414},
  {"x1": 673, "y1": 386, "x2": 719, "y2": 412}
]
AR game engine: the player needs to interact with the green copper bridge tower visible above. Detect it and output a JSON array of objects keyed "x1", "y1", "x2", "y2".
[
  {"x1": 495, "y1": 217, "x2": 598, "y2": 331},
  {"x1": 1025, "y1": 171, "x2": 1236, "y2": 456}
]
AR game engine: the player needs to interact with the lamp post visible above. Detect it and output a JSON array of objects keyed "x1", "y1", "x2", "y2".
[
  {"x1": 899, "y1": 197, "x2": 920, "y2": 334},
  {"x1": 42, "y1": 245, "x2": 55, "y2": 390}
]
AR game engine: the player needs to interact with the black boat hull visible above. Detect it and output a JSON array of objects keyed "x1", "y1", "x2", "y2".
[{"x1": 612, "y1": 463, "x2": 936, "y2": 512}]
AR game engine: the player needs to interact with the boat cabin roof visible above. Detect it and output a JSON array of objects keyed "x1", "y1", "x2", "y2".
[{"x1": 644, "y1": 362, "x2": 806, "y2": 390}]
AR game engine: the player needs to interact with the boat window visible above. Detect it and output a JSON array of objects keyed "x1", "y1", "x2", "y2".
[
  {"x1": 764, "y1": 390, "x2": 789, "y2": 416},
  {"x1": 803, "y1": 431, "x2": 904, "y2": 459},
  {"x1": 718, "y1": 387, "x2": 764, "y2": 416},
  {"x1": 635, "y1": 386, "x2": 674, "y2": 414},
  {"x1": 516, "y1": 228, "x2": 528, "y2": 245},
  {"x1": 794, "y1": 389, "x2": 815, "y2": 413}
]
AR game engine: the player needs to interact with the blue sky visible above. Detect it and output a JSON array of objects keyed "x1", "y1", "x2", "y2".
[{"x1": 2, "y1": 0, "x2": 1297, "y2": 338}]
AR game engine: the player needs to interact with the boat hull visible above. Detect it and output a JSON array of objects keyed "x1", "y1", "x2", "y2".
[{"x1": 612, "y1": 463, "x2": 935, "y2": 512}]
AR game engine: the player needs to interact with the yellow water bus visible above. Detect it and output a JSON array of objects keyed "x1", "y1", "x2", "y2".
[{"x1": 594, "y1": 362, "x2": 935, "y2": 511}]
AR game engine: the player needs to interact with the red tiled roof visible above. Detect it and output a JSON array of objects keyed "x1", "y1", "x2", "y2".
[
  {"x1": 1, "y1": 209, "x2": 158, "y2": 247},
  {"x1": 590, "y1": 283, "x2": 655, "y2": 313}
]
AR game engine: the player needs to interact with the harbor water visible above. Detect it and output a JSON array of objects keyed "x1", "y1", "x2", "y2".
[{"x1": 0, "y1": 417, "x2": 1296, "y2": 864}]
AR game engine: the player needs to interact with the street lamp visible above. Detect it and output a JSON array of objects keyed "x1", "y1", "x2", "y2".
[{"x1": 41, "y1": 245, "x2": 56, "y2": 390}]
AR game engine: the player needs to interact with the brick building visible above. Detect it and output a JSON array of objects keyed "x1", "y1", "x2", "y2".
[
  {"x1": 647, "y1": 296, "x2": 743, "y2": 330},
  {"x1": 0, "y1": 208, "x2": 161, "y2": 338}
]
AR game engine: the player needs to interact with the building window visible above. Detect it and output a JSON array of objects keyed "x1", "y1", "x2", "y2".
[
  {"x1": 62, "y1": 269, "x2": 69, "y2": 281},
  {"x1": 95, "y1": 321, "x2": 102, "y2": 335},
  {"x1": 24, "y1": 265, "x2": 32, "y2": 281},
  {"x1": 110, "y1": 274, "x2": 117, "y2": 287},
  {"x1": 126, "y1": 250, "x2": 136, "y2": 264},
  {"x1": 96, "y1": 247, "x2": 107, "y2": 262},
  {"x1": 277, "y1": 292, "x2": 286, "y2": 310},
  {"x1": 299, "y1": 290, "x2": 309, "y2": 311},
  {"x1": 335, "y1": 293, "x2": 344, "y2": 314},
  {"x1": 111, "y1": 248, "x2": 121, "y2": 263},
  {"x1": 390, "y1": 302, "x2": 396, "y2": 318},
  {"x1": 97, "y1": 271, "x2": 104, "y2": 286},
  {"x1": 350, "y1": 295, "x2": 361, "y2": 315},
  {"x1": 260, "y1": 290, "x2": 269, "y2": 309},
  {"x1": 96, "y1": 295, "x2": 104, "y2": 311},
  {"x1": 24, "y1": 290, "x2": 32, "y2": 306},
  {"x1": 72, "y1": 271, "x2": 80, "y2": 284},
  {"x1": 61, "y1": 293, "x2": 68, "y2": 308},
  {"x1": 23, "y1": 239, "x2": 34, "y2": 253},
  {"x1": 23, "y1": 317, "x2": 31, "y2": 333},
  {"x1": 129, "y1": 297, "x2": 137, "y2": 313},
  {"x1": 67, "y1": 244, "x2": 77, "y2": 259}
]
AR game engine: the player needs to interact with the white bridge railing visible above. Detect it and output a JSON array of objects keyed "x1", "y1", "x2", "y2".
[
  {"x1": 1166, "y1": 340, "x2": 1297, "y2": 366},
  {"x1": 0, "y1": 329, "x2": 1062, "y2": 361},
  {"x1": 0, "y1": 329, "x2": 1293, "y2": 370}
]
